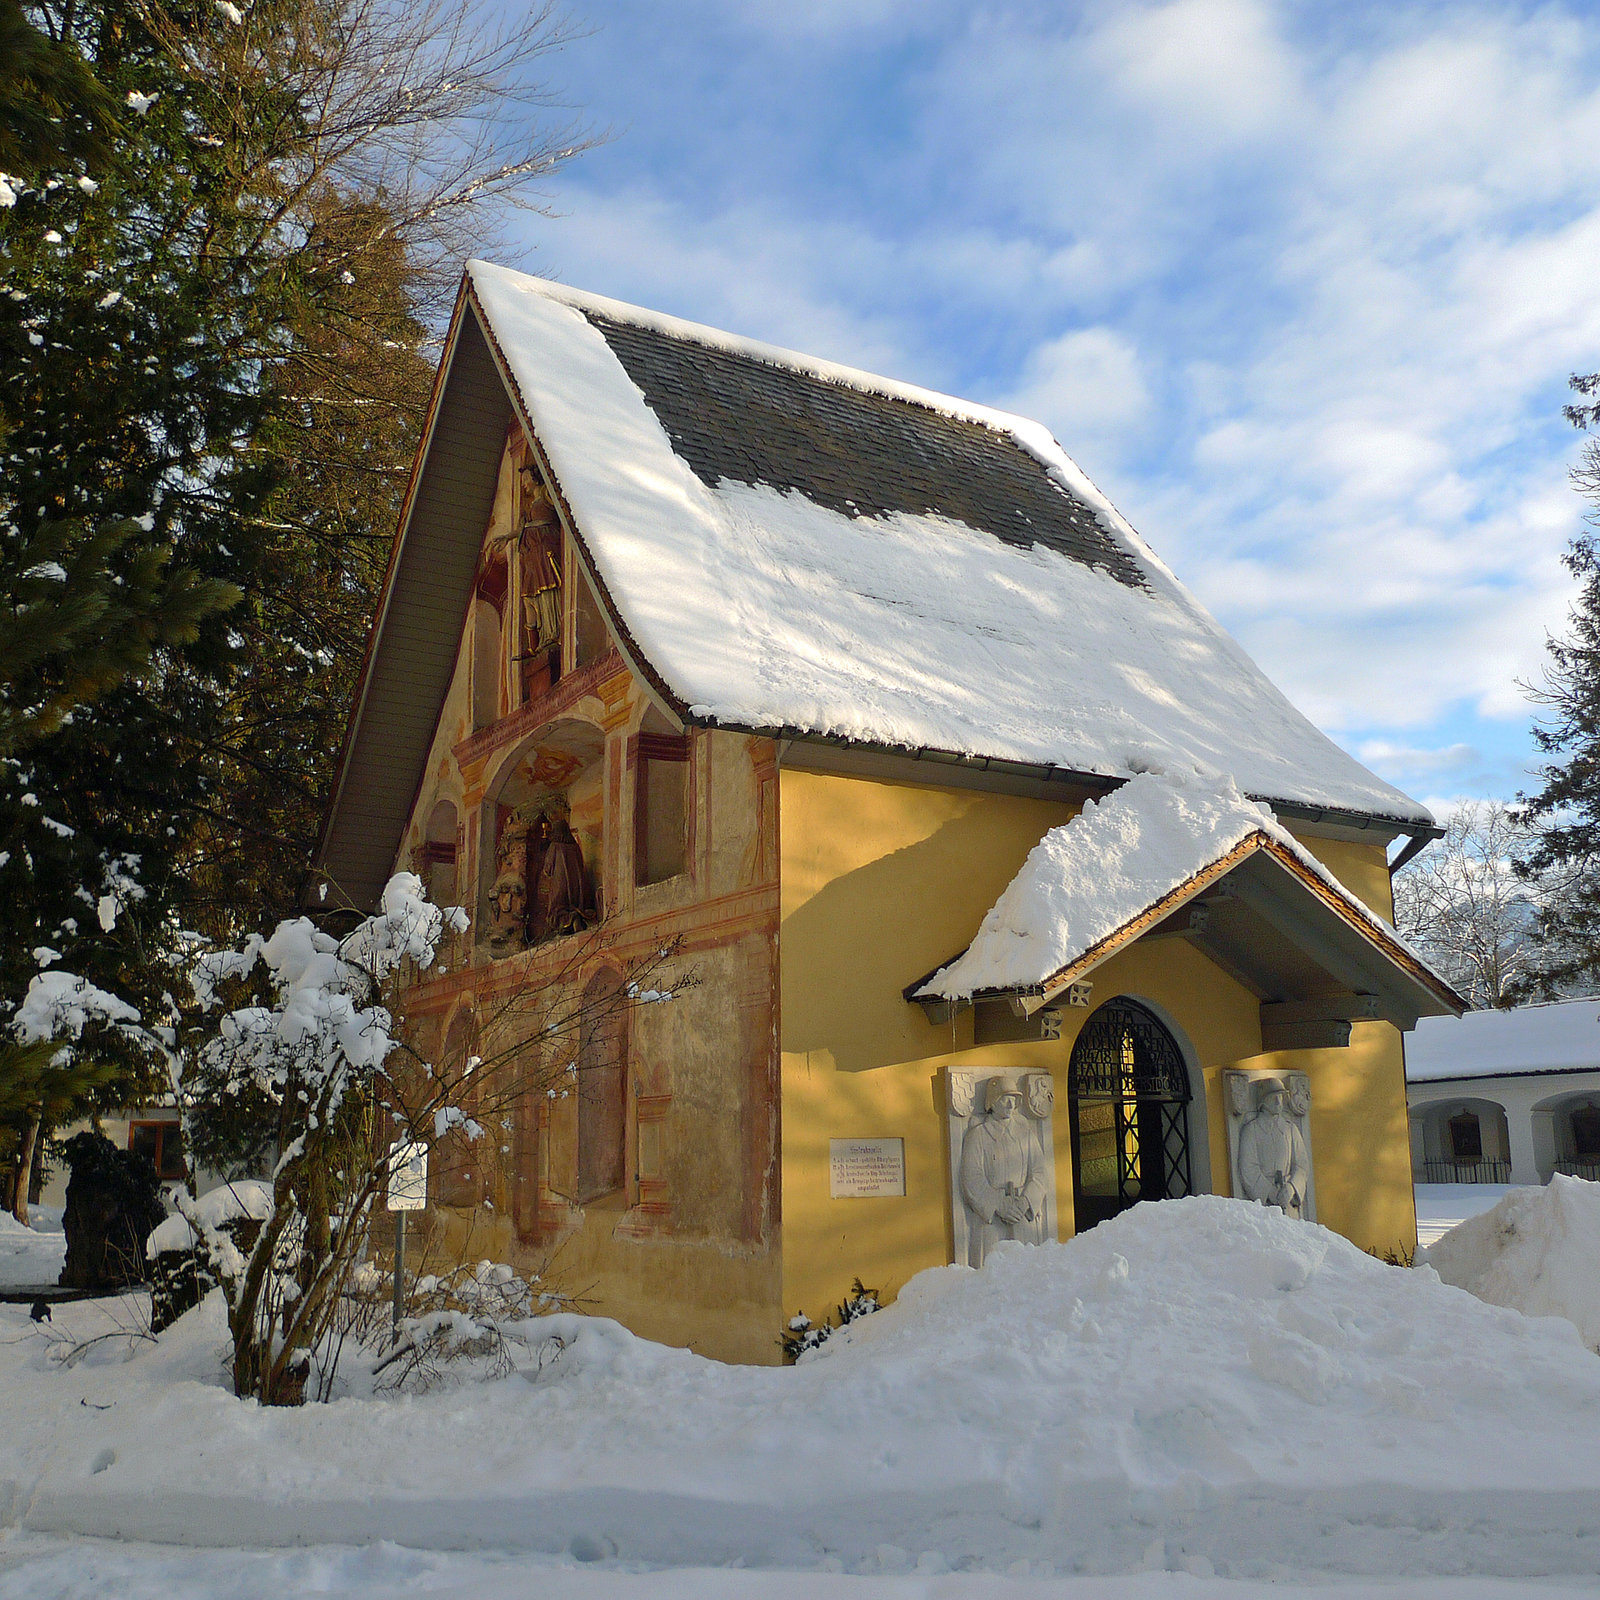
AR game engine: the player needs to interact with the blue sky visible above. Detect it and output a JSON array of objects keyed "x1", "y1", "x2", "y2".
[{"x1": 508, "y1": 0, "x2": 1600, "y2": 813}]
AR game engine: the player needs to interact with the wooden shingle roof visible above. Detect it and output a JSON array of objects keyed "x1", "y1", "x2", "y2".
[{"x1": 588, "y1": 312, "x2": 1146, "y2": 588}]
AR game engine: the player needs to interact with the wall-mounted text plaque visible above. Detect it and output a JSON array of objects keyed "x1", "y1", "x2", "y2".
[{"x1": 829, "y1": 1137, "x2": 906, "y2": 1198}]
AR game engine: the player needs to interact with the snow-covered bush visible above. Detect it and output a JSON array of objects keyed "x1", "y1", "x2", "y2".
[
  {"x1": 4, "y1": 963, "x2": 157, "y2": 1225},
  {"x1": 180, "y1": 873, "x2": 690, "y2": 1404},
  {"x1": 781, "y1": 1277, "x2": 880, "y2": 1363},
  {"x1": 181, "y1": 874, "x2": 466, "y2": 1403},
  {"x1": 371, "y1": 1258, "x2": 577, "y2": 1391}
]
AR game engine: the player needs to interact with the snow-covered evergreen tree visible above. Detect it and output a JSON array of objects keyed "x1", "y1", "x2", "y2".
[{"x1": 1518, "y1": 373, "x2": 1600, "y2": 998}]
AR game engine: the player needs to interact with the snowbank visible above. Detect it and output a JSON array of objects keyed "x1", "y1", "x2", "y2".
[
  {"x1": 4, "y1": 1197, "x2": 1600, "y2": 1578},
  {"x1": 0, "y1": 1210, "x2": 66, "y2": 1288},
  {"x1": 1413, "y1": 1183, "x2": 1516, "y2": 1248},
  {"x1": 4, "y1": 1535, "x2": 1594, "y2": 1600},
  {"x1": 1419, "y1": 1175, "x2": 1600, "y2": 1352}
]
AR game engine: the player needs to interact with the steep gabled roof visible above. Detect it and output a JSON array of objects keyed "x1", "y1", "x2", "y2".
[
  {"x1": 467, "y1": 263, "x2": 1429, "y2": 823},
  {"x1": 317, "y1": 263, "x2": 1435, "y2": 908}
]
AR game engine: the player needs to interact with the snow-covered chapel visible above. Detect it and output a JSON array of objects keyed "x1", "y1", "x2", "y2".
[{"x1": 314, "y1": 261, "x2": 1462, "y2": 1363}]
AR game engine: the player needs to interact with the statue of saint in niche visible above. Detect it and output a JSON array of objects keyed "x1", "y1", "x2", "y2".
[
  {"x1": 486, "y1": 868, "x2": 527, "y2": 956},
  {"x1": 958, "y1": 1078, "x2": 1048, "y2": 1267},
  {"x1": 1236, "y1": 1076, "x2": 1311, "y2": 1218},
  {"x1": 530, "y1": 794, "x2": 595, "y2": 942}
]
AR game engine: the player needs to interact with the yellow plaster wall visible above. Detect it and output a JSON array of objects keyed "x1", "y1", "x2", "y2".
[
  {"x1": 779, "y1": 770, "x2": 1079, "y2": 1074},
  {"x1": 1291, "y1": 832, "x2": 1397, "y2": 923},
  {"x1": 1277, "y1": 829, "x2": 1416, "y2": 1258},
  {"x1": 778, "y1": 767, "x2": 1079, "y2": 1319},
  {"x1": 779, "y1": 770, "x2": 1419, "y2": 1325}
]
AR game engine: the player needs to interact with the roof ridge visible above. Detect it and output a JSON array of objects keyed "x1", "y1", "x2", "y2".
[
  {"x1": 462, "y1": 261, "x2": 1178, "y2": 587},
  {"x1": 467, "y1": 259, "x2": 1042, "y2": 440}
]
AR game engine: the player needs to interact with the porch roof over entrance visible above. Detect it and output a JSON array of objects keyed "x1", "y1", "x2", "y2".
[{"x1": 912, "y1": 771, "x2": 1463, "y2": 1040}]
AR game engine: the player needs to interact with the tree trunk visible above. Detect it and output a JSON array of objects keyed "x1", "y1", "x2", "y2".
[
  {"x1": 12, "y1": 1112, "x2": 42, "y2": 1226},
  {"x1": 28, "y1": 1124, "x2": 46, "y2": 1206}
]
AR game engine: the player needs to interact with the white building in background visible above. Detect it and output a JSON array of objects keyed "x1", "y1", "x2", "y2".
[{"x1": 1407, "y1": 1000, "x2": 1600, "y2": 1186}]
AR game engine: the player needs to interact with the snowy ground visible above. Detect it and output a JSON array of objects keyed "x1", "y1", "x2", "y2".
[
  {"x1": 0, "y1": 1208, "x2": 65, "y2": 1289},
  {"x1": 4, "y1": 1536, "x2": 1599, "y2": 1600},
  {"x1": 4, "y1": 1195, "x2": 1599, "y2": 1598},
  {"x1": 1413, "y1": 1183, "x2": 1517, "y2": 1247}
]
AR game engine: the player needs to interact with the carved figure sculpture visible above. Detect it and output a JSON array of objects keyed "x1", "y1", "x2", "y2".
[
  {"x1": 531, "y1": 795, "x2": 595, "y2": 941},
  {"x1": 521, "y1": 530, "x2": 562, "y2": 652},
  {"x1": 958, "y1": 1078, "x2": 1048, "y2": 1267},
  {"x1": 1026, "y1": 1072, "x2": 1054, "y2": 1120},
  {"x1": 486, "y1": 869, "x2": 527, "y2": 956},
  {"x1": 1236, "y1": 1076, "x2": 1311, "y2": 1218}
]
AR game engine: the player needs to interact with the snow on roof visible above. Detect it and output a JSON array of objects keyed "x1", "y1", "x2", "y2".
[
  {"x1": 465, "y1": 262, "x2": 1431, "y2": 828},
  {"x1": 1407, "y1": 999, "x2": 1600, "y2": 1082},
  {"x1": 916, "y1": 769, "x2": 1411, "y2": 1002}
]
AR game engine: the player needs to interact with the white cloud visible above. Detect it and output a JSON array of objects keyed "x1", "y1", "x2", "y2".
[
  {"x1": 520, "y1": 0, "x2": 1600, "y2": 800},
  {"x1": 1087, "y1": 0, "x2": 1304, "y2": 146},
  {"x1": 997, "y1": 326, "x2": 1150, "y2": 467},
  {"x1": 1359, "y1": 741, "x2": 1481, "y2": 778}
]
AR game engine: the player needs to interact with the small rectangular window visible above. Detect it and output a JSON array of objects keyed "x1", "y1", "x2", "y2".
[
  {"x1": 129, "y1": 1121, "x2": 185, "y2": 1181},
  {"x1": 634, "y1": 734, "x2": 689, "y2": 886}
]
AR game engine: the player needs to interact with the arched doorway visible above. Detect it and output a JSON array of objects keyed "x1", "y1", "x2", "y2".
[{"x1": 1069, "y1": 998, "x2": 1192, "y2": 1230}]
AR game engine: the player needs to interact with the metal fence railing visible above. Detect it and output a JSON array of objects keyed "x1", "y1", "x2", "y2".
[
  {"x1": 1554, "y1": 1159, "x2": 1600, "y2": 1182},
  {"x1": 1418, "y1": 1159, "x2": 1513, "y2": 1184}
]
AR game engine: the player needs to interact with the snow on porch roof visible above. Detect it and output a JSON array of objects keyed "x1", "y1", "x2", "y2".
[
  {"x1": 914, "y1": 771, "x2": 1458, "y2": 1013},
  {"x1": 465, "y1": 261, "x2": 1432, "y2": 828}
]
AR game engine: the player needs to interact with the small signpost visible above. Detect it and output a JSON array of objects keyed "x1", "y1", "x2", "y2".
[{"x1": 386, "y1": 1138, "x2": 428, "y2": 1341}]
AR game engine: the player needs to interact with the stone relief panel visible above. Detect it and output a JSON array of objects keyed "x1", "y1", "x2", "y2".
[
  {"x1": 1224, "y1": 1068, "x2": 1315, "y2": 1221},
  {"x1": 945, "y1": 1067, "x2": 1058, "y2": 1268}
]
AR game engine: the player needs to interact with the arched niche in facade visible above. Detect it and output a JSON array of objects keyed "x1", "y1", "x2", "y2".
[
  {"x1": 421, "y1": 798, "x2": 459, "y2": 908},
  {"x1": 1532, "y1": 1088, "x2": 1600, "y2": 1179},
  {"x1": 1408, "y1": 1094, "x2": 1512, "y2": 1182},
  {"x1": 478, "y1": 717, "x2": 606, "y2": 957}
]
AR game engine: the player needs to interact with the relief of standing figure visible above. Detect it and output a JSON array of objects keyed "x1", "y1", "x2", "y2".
[
  {"x1": 1236, "y1": 1076, "x2": 1311, "y2": 1218},
  {"x1": 958, "y1": 1078, "x2": 1048, "y2": 1267}
]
